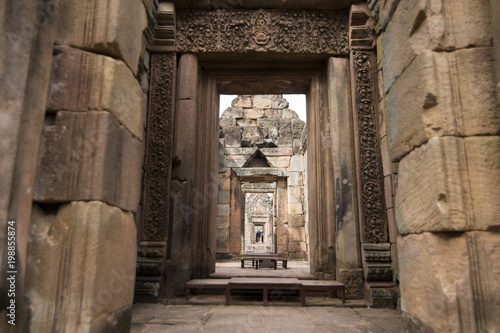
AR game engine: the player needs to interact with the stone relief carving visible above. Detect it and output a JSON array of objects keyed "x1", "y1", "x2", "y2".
[
  {"x1": 142, "y1": 53, "x2": 176, "y2": 241},
  {"x1": 353, "y1": 51, "x2": 387, "y2": 243},
  {"x1": 176, "y1": 9, "x2": 349, "y2": 54},
  {"x1": 339, "y1": 269, "x2": 364, "y2": 298}
]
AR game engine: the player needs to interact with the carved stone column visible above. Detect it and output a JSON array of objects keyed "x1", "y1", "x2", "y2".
[
  {"x1": 348, "y1": 3, "x2": 394, "y2": 306},
  {"x1": 135, "y1": 2, "x2": 176, "y2": 302}
]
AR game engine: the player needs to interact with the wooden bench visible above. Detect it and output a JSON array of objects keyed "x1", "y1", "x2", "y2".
[
  {"x1": 184, "y1": 278, "x2": 346, "y2": 306},
  {"x1": 185, "y1": 279, "x2": 230, "y2": 300},
  {"x1": 226, "y1": 277, "x2": 300, "y2": 306},
  {"x1": 240, "y1": 256, "x2": 288, "y2": 269},
  {"x1": 300, "y1": 280, "x2": 345, "y2": 306}
]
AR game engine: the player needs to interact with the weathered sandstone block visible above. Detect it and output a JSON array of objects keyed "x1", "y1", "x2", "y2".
[
  {"x1": 379, "y1": 0, "x2": 400, "y2": 29},
  {"x1": 264, "y1": 109, "x2": 282, "y2": 118},
  {"x1": 236, "y1": 118, "x2": 257, "y2": 127},
  {"x1": 243, "y1": 108, "x2": 265, "y2": 119},
  {"x1": 225, "y1": 147, "x2": 257, "y2": 155},
  {"x1": 217, "y1": 204, "x2": 230, "y2": 217},
  {"x1": 288, "y1": 186, "x2": 303, "y2": 214},
  {"x1": 216, "y1": 228, "x2": 230, "y2": 252},
  {"x1": 221, "y1": 106, "x2": 244, "y2": 118},
  {"x1": 266, "y1": 156, "x2": 290, "y2": 169},
  {"x1": 396, "y1": 136, "x2": 500, "y2": 234},
  {"x1": 288, "y1": 241, "x2": 307, "y2": 252},
  {"x1": 218, "y1": 190, "x2": 230, "y2": 204},
  {"x1": 288, "y1": 227, "x2": 305, "y2": 242},
  {"x1": 56, "y1": 0, "x2": 147, "y2": 74},
  {"x1": 225, "y1": 154, "x2": 251, "y2": 168},
  {"x1": 382, "y1": 0, "x2": 492, "y2": 92},
  {"x1": 48, "y1": 46, "x2": 146, "y2": 139},
  {"x1": 253, "y1": 95, "x2": 273, "y2": 109},
  {"x1": 292, "y1": 118, "x2": 305, "y2": 139},
  {"x1": 27, "y1": 201, "x2": 137, "y2": 332},
  {"x1": 34, "y1": 111, "x2": 144, "y2": 212},
  {"x1": 260, "y1": 147, "x2": 293, "y2": 156},
  {"x1": 224, "y1": 126, "x2": 243, "y2": 147},
  {"x1": 231, "y1": 95, "x2": 252, "y2": 108},
  {"x1": 290, "y1": 155, "x2": 305, "y2": 172},
  {"x1": 282, "y1": 109, "x2": 299, "y2": 119},
  {"x1": 289, "y1": 214, "x2": 305, "y2": 227},
  {"x1": 398, "y1": 231, "x2": 500, "y2": 332},
  {"x1": 387, "y1": 48, "x2": 499, "y2": 161},
  {"x1": 217, "y1": 216, "x2": 229, "y2": 228},
  {"x1": 241, "y1": 126, "x2": 264, "y2": 146}
]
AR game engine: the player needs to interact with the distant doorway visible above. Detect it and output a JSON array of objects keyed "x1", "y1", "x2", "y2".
[{"x1": 244, "y1": 192, "x2": 275, "y2": 253}]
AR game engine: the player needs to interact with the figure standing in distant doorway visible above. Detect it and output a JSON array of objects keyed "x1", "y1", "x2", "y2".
[{"x1": 256, "y1": 230, "x2": 261, "y2": 243}]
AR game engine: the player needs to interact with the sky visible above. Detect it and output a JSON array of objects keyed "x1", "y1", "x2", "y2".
[{"x1": 219, "y1": 94, "x2": 307, "y2": 121}]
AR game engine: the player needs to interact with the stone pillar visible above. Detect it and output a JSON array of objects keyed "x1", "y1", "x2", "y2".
[
  {"x1": 382, "y1": 0, "x2": 500, "y2": 330},
  {"x1": 0, "y1": 1, "x2": 58, "y2": 331},
  {"x1": 306, "y1": 72, "x2": 337, "y2": 280},
  {"x1": 349, "y1": 3, "x2": 394, "y2": 306},
  {"x1": 23, "y1": 0, "x2": 148, "y2": 331},
  {"x1": 229, "y1": 170, "x2": 243, "y2": 255},
  {"x1": 327, "y1": 57, "x2": 364, "y2": 298},
  {"x1": 135, "y1": 2, "x2": 176, "y2": 300},
  {"x1": 163, "y1": 53, "x2": 198, "y2": 295}
]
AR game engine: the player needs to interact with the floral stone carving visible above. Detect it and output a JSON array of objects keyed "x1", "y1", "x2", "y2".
[
  {"x1": 142, "y1": 53, "x2": 176, "y2": 241},
  {"x1": 176, "y1": 9, "x2": 349, "y2": 55}
]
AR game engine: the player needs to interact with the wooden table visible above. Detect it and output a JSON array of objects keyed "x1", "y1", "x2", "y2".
[
  {"x1": 240, "y1": 256, "x2": 288, "y2": 269},
  {"x1": 226, "y1": 277, "x2": 300, "y2": 306}
]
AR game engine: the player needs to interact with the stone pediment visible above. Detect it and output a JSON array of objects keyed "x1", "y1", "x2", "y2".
[{"x1": 243, "y1": 149, "x2": 273, "y2": 168}]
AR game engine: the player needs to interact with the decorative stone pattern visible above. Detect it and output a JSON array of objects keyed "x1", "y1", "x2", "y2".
[
  {"x1": 352, "y1": 51, "x2": 387, "y2": 243},
  {"x1": 339, "y1": 268, "x2": 364, "y2": 299},
  {"x1": 176, "y1": 9, "x2": 349, "y2": 54},
  {"x1": 363, "y1": 243, "x2": 393, "y2": 281},
  {"x1": 141, "y1": 53, "x2": 176, "y2": 241}
]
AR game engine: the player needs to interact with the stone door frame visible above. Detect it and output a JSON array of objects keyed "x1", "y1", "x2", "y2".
[{"x1": 137, "y1": 4, "x2": 389, "y2": 301}]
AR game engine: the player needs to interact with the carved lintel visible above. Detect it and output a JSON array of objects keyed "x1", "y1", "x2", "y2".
[
  {"x1": 142, "y1": 53, "x2": 176, "y2": 241},
  {"x1": 351, "y1": 50, "x2": 387, "y2": 244},
  {"x1": 176, "y1": 9, "x2": 349, "y2": 55}
]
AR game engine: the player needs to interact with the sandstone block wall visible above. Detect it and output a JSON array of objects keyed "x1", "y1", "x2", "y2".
[
  {"x1": 0, "y1": 0, "x2": 151, "y2": 331},
  {"x1": 378, "y1": 0, "x2": 500, "y2": 330},
  {"x1": 217, "y1": 95, "x2": 308, "y2": 260}
]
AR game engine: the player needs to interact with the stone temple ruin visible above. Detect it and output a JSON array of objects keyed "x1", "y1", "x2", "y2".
[
  {"x1": 1, "y1": 0, "x2": 499, "y2": 332},
  {"x1": 218, "y1": 95, "x2": 308, "y2": 259}
]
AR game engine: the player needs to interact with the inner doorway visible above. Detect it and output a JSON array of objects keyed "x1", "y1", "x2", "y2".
[
  {"x1": 216, "y1": 94, "x2": 309, "y2": 261},
  {"x1": 244, "y1": 192, "x2": 275, "y2": 254}
]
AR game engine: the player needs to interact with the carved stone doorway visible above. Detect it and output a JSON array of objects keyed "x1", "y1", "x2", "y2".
[{"x1": 137, "y1": 5, "x2": 389, "y2": 302}]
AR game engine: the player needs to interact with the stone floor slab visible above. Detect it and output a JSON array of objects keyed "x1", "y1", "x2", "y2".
[{"x1": 131, "y1": 303, "x2": 404, "y2": 333}]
